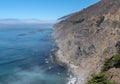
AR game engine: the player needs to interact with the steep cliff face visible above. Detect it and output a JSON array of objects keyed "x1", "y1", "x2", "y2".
[{"x1": 54, "y1": 0, "x2": 120, "y2": 84}]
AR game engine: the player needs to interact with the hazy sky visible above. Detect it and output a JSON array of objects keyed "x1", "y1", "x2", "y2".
[{"x1": 0, "y1": 0, "x2": 100, "y2": 20}]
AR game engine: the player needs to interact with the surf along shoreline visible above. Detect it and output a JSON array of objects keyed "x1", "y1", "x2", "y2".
[{"x1": 51, "y1": 47, "x2": 77, "y2": 84}]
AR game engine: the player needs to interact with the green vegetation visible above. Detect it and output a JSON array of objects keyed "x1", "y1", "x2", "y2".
[
  {"x1": 87, "y1": 72, "x2": 116, "y2": 84},
  {"x1": 71, "y1": 18, "x2": 85, "y2": 24},
  {"x1": 102, "y1": 57, "x2": 115, "y2": 72},
  {"x1": 96, "y1": 16, "x2": 105, "y2": 27},
  {"x1": 87, "y1": 53, "x2": 120, "y2": 84},
  {"x1": 114, "y1": 54, "x2": 120, "y2": 67},
  {"x1": 87, "y1": 42, "x2": 120, "y2": 84},
  {"x1": 102, "y1": 41, "x2": 120, "y2": 71}
]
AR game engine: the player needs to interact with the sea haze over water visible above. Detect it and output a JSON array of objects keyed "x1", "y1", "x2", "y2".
[{"x1": 0, "y1": 24, "x2": 67, "y2": 84}]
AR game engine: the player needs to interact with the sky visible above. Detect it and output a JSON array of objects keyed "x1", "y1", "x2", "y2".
[{"x1": 0, "y1": 0, "x2": 100, "y2": 20}]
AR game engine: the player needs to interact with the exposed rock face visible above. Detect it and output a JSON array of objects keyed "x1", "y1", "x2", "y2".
[{"x1": 54, "y1": 0, "x2": 120, "y2": 84}]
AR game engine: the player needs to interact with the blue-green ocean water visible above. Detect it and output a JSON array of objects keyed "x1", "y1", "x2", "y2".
[{"x1": 0, "y1": 28, "x2": 67, "y2": 84}]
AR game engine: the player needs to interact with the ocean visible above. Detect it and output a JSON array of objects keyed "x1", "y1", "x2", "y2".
[{"x1": 0, "y1": 26, "x2": 67, "y2": 84}]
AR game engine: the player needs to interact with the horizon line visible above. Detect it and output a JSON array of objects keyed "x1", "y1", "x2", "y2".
[{"x1": 0, "y1": 19, "x2": 58, "y2": 24}]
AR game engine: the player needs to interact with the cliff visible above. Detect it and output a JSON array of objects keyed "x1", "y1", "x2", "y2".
[{"x1": 53, "y1": 0, "x2": 120, "y2": 84}]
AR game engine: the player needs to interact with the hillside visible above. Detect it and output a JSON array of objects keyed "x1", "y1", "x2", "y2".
[{"x1": 53, "y1": 0, "x2": 120, "y2": 84}]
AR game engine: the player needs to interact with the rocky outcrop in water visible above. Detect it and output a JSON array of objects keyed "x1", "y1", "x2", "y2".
[{"x1": 54, "y1": 0, "x2": 120, "y2": 84}]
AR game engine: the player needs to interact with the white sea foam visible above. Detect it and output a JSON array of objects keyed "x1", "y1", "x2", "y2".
[{"x1": 67, "y1": 75, "x2": 77, "y2": 84}]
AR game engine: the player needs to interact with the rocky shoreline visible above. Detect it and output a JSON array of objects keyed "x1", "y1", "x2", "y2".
[
  {"x1": 51, "y1": 47, "x2": 91, "y2": 84},
  {"x1": 51, "y1": 49, "x2": 77, "y2": 84}
]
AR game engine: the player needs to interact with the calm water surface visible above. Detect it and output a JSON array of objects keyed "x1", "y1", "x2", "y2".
[{"x1": 0, "y1": 28, "x2": 67, "y2": 84}]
